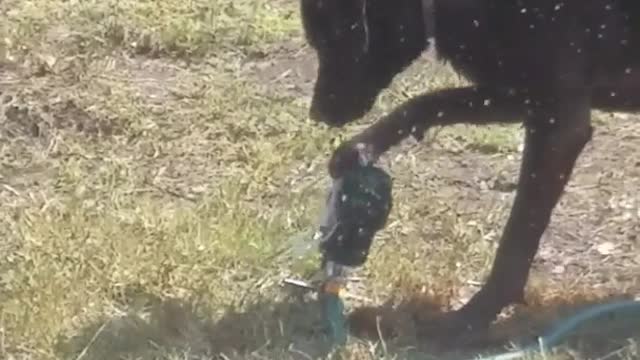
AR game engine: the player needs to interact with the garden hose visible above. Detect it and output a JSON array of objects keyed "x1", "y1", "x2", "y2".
[{"x1": 474, "y1": 298, "x2": 640, "y2": 360}]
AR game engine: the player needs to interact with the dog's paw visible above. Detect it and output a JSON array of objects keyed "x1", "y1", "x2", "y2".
[{"x1": 328, "y1": 141, "x2": 377, "y2": 178}]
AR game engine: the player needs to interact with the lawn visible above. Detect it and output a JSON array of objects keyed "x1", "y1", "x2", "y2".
[{"x1": 1, "y1": 1, "x2": 639, "y2": 359}]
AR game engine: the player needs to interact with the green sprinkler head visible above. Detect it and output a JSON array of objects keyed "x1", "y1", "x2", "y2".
[
  {"x1": 284, "y1": 161, "x2": 393, "y2": 347},
  {"x1": 318, "y1": 163, "x2": 393, "y2": 267},
  {"x1": 315, "y1": 162, "x2": 393, "y2": 346}
]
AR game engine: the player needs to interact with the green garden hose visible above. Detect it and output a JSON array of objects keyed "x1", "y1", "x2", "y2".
[{"x1": 474, "y1": 298, "x2": 640, "y2": 360}]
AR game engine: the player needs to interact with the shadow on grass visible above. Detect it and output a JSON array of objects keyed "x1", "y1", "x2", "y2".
[
  {"x1": 348, "y1": 291, "x2": 640, "y2": 359},
  {"x1": 55, "y1": 286, "x2": 640, "y2": 360},
  {"x1": 54, "y1": 284, "x2": 338, "y2": 359}
]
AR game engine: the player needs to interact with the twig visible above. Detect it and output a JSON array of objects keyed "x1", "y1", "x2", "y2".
[
  {"x1": 74, "y1": 321, "x2": 108, "y2": 360},
  {"x1": 237, "y1": 274, "x2": 271, "y2": 308},
  {"x1": 149, "y1": 182, "x2": 197, "y2": 203},
  {"x1": 283, "y1": 278, "x2": 374, "y2": 303},
  {"x1": 288, "y1": 345, "x2": 313, "y2": 360},
  {"x1": 375, "y1": 315, "x2": 388, "y2": 357},
  {"x1": 0, "y1": 313, "x2": 5, "y2": 357},
  {"x1": 1, "y1": 184, "x2": 20, "y2": 196},
  {"x1": 598, "y1": 345, "x2": 633, "y2": 360}
]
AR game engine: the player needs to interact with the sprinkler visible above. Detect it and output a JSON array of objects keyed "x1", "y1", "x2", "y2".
[{"x1": 284, "y1": 161, "x2": 393, "y2": 346}]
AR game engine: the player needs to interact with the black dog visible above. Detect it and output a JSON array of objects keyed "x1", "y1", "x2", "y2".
[{"x1": 299, "y1": 0, "x2": 640, "y2": 339}]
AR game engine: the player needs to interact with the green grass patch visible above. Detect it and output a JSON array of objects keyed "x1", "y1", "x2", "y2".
[{"x1": 3, "y1": 0, "x2": 299, "y2": 60}]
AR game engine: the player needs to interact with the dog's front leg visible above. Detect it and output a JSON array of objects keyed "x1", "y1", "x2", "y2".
[
  {"x1": 328, "y1": 86, "x2": 524, "y2": 177},
  {"x1": 328, "y1": 86, "x2": 593, "y2": 339},
  {"x1": 442, "y1": 90, "x2": 593, "y2": 340}
]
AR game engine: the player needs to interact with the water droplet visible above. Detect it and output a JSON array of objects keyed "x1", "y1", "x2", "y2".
[
  {"x1": 437, "y1": 111, "x2": 445, "y2": 117},
  {"x1": 520, "y1": 8, "x2": 527, "y2": 13},
  {"x1": 473, "y1": 20, "x2": 480, "y2": 27},
  {"x1": 411, "y1": 126, "x2": 418, "y2": 133},
  {"x1": 341, "y1": 194, "x2": 348, "y2": 202},
  {"x1": 549, "y1": 117, "x2": 556, "y2": 124},
  {"x1": 483, "y1": 99, "x2": 492, "y2": 106},
  {"x1": 625, "y1": 68, "x2": 632, "y2": 74},
  {"x1": 610, "y1": 92, "x2": 617, "y2": 97}
]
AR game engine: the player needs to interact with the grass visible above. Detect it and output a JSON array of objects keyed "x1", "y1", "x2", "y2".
[{"x1": 1, "y1": 0, "x2": 639, "y2": 359}]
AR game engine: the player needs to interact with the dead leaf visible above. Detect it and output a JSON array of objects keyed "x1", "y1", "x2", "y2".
[{"x1": 595, "y1": 241, "x2": 616, "y2": 255}]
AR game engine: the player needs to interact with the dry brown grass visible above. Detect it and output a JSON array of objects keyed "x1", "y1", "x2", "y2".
[{"x1": 1, "y1": 1, "x2": 639, "y2": 359}]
